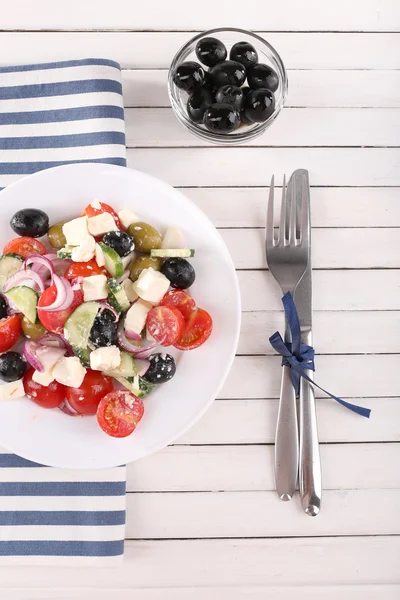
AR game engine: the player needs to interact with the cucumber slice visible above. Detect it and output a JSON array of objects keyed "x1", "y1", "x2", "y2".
[
  {"x1": 104, "y1": 351, "x2": 137, "y2": 378},
  {"x1": 0, "y1": 254, "x2": 24, "y2": 291},
  {"x1": 4, "y1": 286, "x2": 38, "y2": 323},
  {"x1": 150, "y1": 248, "x2": 195, "y2": 258},
  {"x1": 116, "y1": 375, "x2": 154, "y2": 398},
  {"x1": 57, "y1": 246, "x2": 74, "y2": 260},
  {"x1": 98, "y1": 243, "x2": 124, "y2": 278},
  {"x1": 64, "y1": 301, "x2": 100, "y2": 365},
  {"x1": 107, "y1": 278, "x2": 130, "y2": 313}
]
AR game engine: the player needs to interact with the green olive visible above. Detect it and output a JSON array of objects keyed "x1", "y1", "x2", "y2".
[
  {"x1": 128, "y1": 222, "x2": 162, "y2": 253},
  {"x1": 21, "y1": 316, "x2": 47, "y2": 340},
  {"x1": 48, "y1": 222, "x2": 67, "y2": 249},
  {"x1": 129, "y1": 255, "x2": 162, "y2": 282}
]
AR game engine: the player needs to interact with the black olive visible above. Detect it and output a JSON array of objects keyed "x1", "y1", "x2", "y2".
[
  {"x1": 0, "y1": 351, "x2": 27, "y2": 382},
  {"x1": 102, "y1": 231, "x2": 134, "y2": 258},
  {"x1": 247, "y1": 63, "x2": 279, "y2": 92},
  {"x1": 143, "y1": 353, "x2": 176, "y2": 384},
  {"x1": 187, "y1": 88, "x2": 213, "y2": 124},
  {"x1": 215, "y1": 85, "x2": 244, "y2": 111},
  {"x1": 173, "y1": 61, "x2": 205, "y2": 93},
  {"x1": 230, "y1": 41, "x2": 258, "y2": 70},
  {"x1": 239, "y1": 87, "x2": 253, "y2": 124},
  {"x1": 203, "y1": 103, "x2": 241, "y2": 133},
  {"x1": 161, "y1": 258, "x2": 195, "y2": 289},
  {"x1": 10, "y1": 209, "x2": 49, "y2": 238},
  {"x1": 195, "y1": 37, "x2": 227, "y2": 68},
  {"x1": 244, "y1": 88, "x2": 275, "y2": 123},
  {"x1": 0, "y1": 296, "x2": 8, "y2": 320},
  {"x1": 89, "y1": 309, "x2": 118, "y2": 348},
  {"x1": 209, "y1": 60, "x2": 246, "y2": 88}
]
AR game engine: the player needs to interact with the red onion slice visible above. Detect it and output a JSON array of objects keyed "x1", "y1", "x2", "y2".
[
  {"x1": 23, "y1": 340, "x2": 66, "y2": 372},
  {"x1": 2, "y1": 269, "x2": 46, "y2": 293},
  {"x1": 39, "y1": 275, "x2": 74, "y2": 312},
  {"x1": 135, "y1": 359, "x2": 150, "y2": 376},
  {"x1": 24, "y1": 255, "x2": 55, "y2": 275},
  {"x1": 37, "y1": 333, "x2": 73, "y2": 356},
  {"x1": 58, "y1": 399, "x2": 81, "y2": 417},
  {"x1": 134, "y1": 346, "x2": 156, "y2": 360},
  {"x1": 124, "y1": 328, "x2": 142, "y2": 342},
  {"x1": 117, "y1": 319, "x2": 156, "y2": 355}
]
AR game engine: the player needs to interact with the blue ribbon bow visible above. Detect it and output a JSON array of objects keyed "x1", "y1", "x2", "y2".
[{"x1": 269, "y1": 292, "x2": 371, "y2": 418}]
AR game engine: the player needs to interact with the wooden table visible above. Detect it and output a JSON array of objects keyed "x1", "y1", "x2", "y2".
[{"x1": 1, "y1": 1, "x2": 400, "y2": 597}]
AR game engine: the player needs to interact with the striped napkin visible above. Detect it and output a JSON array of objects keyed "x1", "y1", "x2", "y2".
[{"x1": 0, "y1": 58, "x2": 127, "y2": 562}]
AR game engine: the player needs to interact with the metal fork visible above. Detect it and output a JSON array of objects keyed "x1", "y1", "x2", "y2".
[{"x1": 265, "y1": 174, "x2": 309, "y2": 501}]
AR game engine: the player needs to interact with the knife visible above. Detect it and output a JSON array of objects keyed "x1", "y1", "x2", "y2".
[{"x1": 292, "y1": 169, "x2": 322, "y2": 516}]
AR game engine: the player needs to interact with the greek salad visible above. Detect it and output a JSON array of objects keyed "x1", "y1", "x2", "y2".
[{"x1": 0, "y1": 201, "x2": 213, "y2": 438}]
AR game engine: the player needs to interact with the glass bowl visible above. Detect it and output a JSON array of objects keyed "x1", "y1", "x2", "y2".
[{"x1": 168, "y1": 27, "x2": 288, "y2": 145}]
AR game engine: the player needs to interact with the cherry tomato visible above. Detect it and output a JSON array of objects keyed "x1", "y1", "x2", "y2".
[
  {"x1": 174, "y1": 308, "x2": 213, "y2": 351},
  {"x1": 37, "y1": 285, "x2": 84, "y2": 334},
  {"x1": 66, "y1": 369, "x2": 113, "y2": 415},
  {"x1": 146, "y1": 306, "x2": 185, "y2": 346},
  {"x1": 23, "y1": 368, "x2": 66, "y2": 409},
  {"x1": 0, "y1": 315, "x2": 21, "y2": 353},
  {"x1": 3, "y1": 237, "x2": 47, "y2": 258},
  {"x1": 97, "y1": 390, "x2": 144, "y2": 438},
  {"x1": 160, "y1": 289, "x2": 196, "y2": 320},
  {"x1": 64, "y1": 259, "x2": 106, "y2": 281},
  {"x1": 83, "y1": 202, "x2": 122, "y2": 230}
]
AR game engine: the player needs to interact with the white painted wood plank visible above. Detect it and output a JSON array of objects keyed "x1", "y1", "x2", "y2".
[
  {"x1": 1, "y1": 537, "x2": 398, "y2": 587},
  {"x1": 127, "y1": 148, "x2": 400, "y2": 186},
  {"x1": 175, "y1": 398, "x2": 400, "y2": 444},
  {"x1": 126, "y1": 108, "x2": 400, "y2": 147},
  {"x1": 2, "y1": 0, "x2": 399, "y2": 31},
  {"x1": 221, "y1": 228, "x2": 400, "y2": 269},
  {"x1": 184, "y1": 187, "x2": 400, "y2": 228},
  {"x1": 7, "y1": 586, "x2": 400, "y2": 600},
  {"x1": 125, "y1": 489, "x2": 400, "y2": 538},
  {"x1": 122, "y1": 70, "x2": 400, "y2": 108},
  {"x1": 220, "y1": 354, "x2": 398, "y2": 398},
  {"x1": 127, "y1": 444, "x2": 400, "y2": 492},
  {"x1": 239, "y1": 311, "x2": 400, "y2": 354},
  {"x1": 238, "y1": 270, "x2": 400, "y2": 311},
  {"x1": 1, "y1": 33, "x2": 399, "y2": 69}
]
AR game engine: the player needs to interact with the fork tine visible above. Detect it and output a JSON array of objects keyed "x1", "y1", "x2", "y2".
[
  {"x1": 300, "y1": 173, "x2": 310, "y2": 247},
  {"x1": 289, "y1": 174, "x2": 297, "y2": 245},
  {"x1": 278, "y1": 174, "x2": 287, "y2": 245},
  {"x1": 266, "y1": 175, "x2": 275, "y2": 246}
]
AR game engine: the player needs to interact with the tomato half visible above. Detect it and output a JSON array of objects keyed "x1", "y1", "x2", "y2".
[
  {"x1": 37, "y1": 286, "x2": 84, "y2": 334},
  {"x1": 83, "y1": 202, "x2": 122, "y2": 230},
  {"x1": 97, "y1": 390, "x2": 144, "y2": 438},
  {"x1": 23, "y1": 368, "x2": 66, "y2": 408},
  {"x1": 64, "y1": 259, "x2": 106, "y2": 281},
  {"x1": 174, "y1": 308, "x2": 213, "y2": 351},
  {"x1": 146, "y1": 306, "x2": 185, "y2": 346},
  {"x1": 66, "y1": 369, "x2": 113, "y2": 415},
  {"x1": 0, "y1": 315, "x2": 21, "y2": 353},
  {"x1": 3, "y1": 237, "x2": 47, "y2": 258},
  {"x1": 160, "y1": 289, "x2": 196, "y2": 320}
]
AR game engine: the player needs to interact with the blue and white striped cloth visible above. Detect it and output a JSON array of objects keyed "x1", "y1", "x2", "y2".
[{"x1": 0, "y1": 58, "x2": 127, "y2": 562}]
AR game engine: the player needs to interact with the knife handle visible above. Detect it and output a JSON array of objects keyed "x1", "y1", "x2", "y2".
[
  {"x1": 274, "y1": 365, "x2": 299, "y2": 501},
  {"x1": 299, "y1": 368, "x2": 322, "y2": 516}
]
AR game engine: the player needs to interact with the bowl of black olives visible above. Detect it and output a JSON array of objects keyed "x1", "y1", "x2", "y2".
[{"x1": 168, "y1": 28, "x2": 288, "y2": 144}]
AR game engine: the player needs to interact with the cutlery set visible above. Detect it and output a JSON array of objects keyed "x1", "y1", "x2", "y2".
[{"x1": 266, "y1": 169, "x2": 322, "y2": 516}]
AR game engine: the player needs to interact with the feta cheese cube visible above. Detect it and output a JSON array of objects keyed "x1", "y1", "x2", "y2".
[
  {"x1": 91, "y1": 199, "x2": 102, "y2": 210},
  {"x1": 162, "y1": 226, "x2": 185, "y2": 249},
  {"x1": 118, "y1": 208, "x2": 140, "y2": 229},
  {"x1": 32, "y1": 369, "x2": 55, "y2": 387},
  {"x1": 71, "y1": 235, "x2": 96, "y2": 262},
  {"x1": 53, "y1": 357, "x2": 86, "y2": 388},
  {"x1": 121, "y1": 279, "x2": 138, "y2": 303},
  {"x1": 122, "y1": 251, "x2": 135, "y2": 269},
  {"x1": 36, "y1": 346, "x2": 66, "y2": 372},
  {"x1": 62, "y1": 216, "x2": 90, "y2": 246},
  {"x1": 83, "y1": 274, "x2": 108, "y2": 301},
  {"x1": 88, "y1": 213, "x2": 118, "y2": 237},
  {"x1": 90, "y1": 346, "x2": 121, "y2": 371},
  {"x1": 132, "y1": 268, "x2": 170, "y2": 304},
  {"x1": 95, "y1": 243, "x2": 105, "y2": 267},
  {"x1": 0, "y1": 379, "x2": 25, "y2": 401},
  {"x1": 124, "y1": 299, "x2": 153, "y2": 336}
]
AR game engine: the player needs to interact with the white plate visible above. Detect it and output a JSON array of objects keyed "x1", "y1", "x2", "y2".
[{"x1": 0, "y1": 164, "x2": 241, "y2": 468}]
